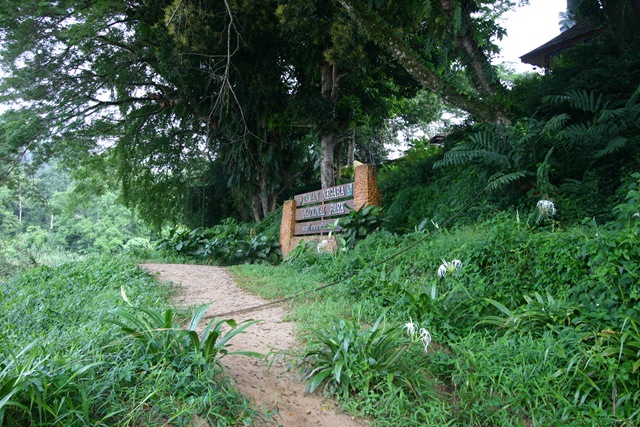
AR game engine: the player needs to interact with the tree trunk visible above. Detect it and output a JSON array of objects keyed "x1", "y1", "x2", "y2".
[
  {"x1": 347, "y1": 128, "x2": 355, "y2": 166},
  {"x1": 251, "y1": 192, "x2": 261, "y2": 223},
  {"x1": 269, "y1": 194, "x2": 277, "y2": 213},
  {"x1": 320, "y1": 62, "x2": 341, "y2": 189},
  {"x1": 438, "y1": 0, "x2": 498, "y2": 99},
  {"x1": 259, "y1": 167, "x2": 270, "y2": 219},
  {"x1": 320, "y1": 133, "x2": 336, "y2": 189}
]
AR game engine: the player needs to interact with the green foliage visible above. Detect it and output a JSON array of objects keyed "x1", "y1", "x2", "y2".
[
  {"x1": 282, "y1": 239, "x2": 327, "y2": 268},
  {"x1": 0, "y1": 237, "x2": 81, "y2": 280},
  {"x1": 157, "y1": 219, "x2": 281, "y2": 265},
  {"x1": 0, "y1": 187, "x2": 21, "y2": 236},
  {"x1": 597, "y1": 315, "x2": 640, "y2": 376},
  {"x1": 336, "y1": 205, "x2": 383, "y2": 248},
  {"x1": 234, "y1": 188, "x2": 640, "y2": 425},
  {"x1": 0, "y1": 342, "x2": 102, "y2": 426},
  {"x1": 480, "y1": 292, "x2": 580, "y2": 336},
  {"x1": 0, "y1": 162, "x2": 154, "y2": 261},
  {"x1": 51, "y1": 190, "x2": 151, "y2": 254},
  {"x1": 382, "y1": 86, "x2": 640, "y2": 229},
  {"x1": 107, "y1": 303, "x2": 260, "y2": 370},
  {"x1": 0, "y1": 256, "x2": 261, "y2": 426},
  {"x1": 301, "y1": 315, "x2": 406, "y2": 398},
  {"x1": 379, "y1": 142, "x2": 499, "y2": 233},
  {"x1": 433, "y1": 118, "x2": 551, "y2": 194}
]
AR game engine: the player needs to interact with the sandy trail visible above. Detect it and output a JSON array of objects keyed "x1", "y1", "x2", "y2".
[{"x1": 140, "y1": 263, "x2": 365, "y2": 427}]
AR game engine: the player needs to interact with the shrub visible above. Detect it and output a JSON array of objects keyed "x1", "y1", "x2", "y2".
[
  {"x1": 157, "y1": 219, "x2": 281, "y2": 265},
  {"x1": 300, "y1": 315, "x2": 407, "y2": 398},
  {"x1": 336, "y1": 205, "x2": 384, "y2": 249},
  {"x1": 107, "y1": 302, "x2": 260, "y2": 370},
  {"x1": 0, "y1": 257, "x2": 261, "y2": 426}
]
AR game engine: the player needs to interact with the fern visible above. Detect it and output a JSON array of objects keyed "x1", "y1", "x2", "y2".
[
  {"x1": 544, "y1": 90, "x2": 606, "y2": 113},
  {"x1": 485, "y1": 171, "x2": 528, "y2": 192},
  {"x1": 468, "y1": 131, "x2": 503, "y2": 152},
  {"x1": 567, "y1": 90, "x2": 606, "y2": 112},
  {"x1": 542, "y1": 94, "x2": 570, "y2": 106},
  {"x1": 435, "y1": 122, "x2": 540, "y2": 193},
  {"x1": 435, "y1": 130, "x2": 512, "y2": 169},
  {"x1": 595, "y1": 107, "x2": 626, "y2": 123},
  {"x1": 593, "y1": 136, "x2": 628, "y2": 159},
  {"x1": 543, "y1": 113, "x2": 570, "y2": 134},
  {"x1": 626, "y1": 85, "x2": 640, "y2": 107},
  {"x1": 536, "y1": 147, "x2": 557, "y2": 196},
  {"x1": 466, "y1": 150, "x2": 511, "y2": 167},
  {"x1": 558, "y1": 123, "x2": 590, "y2": 149},
  {"x1": 558, "y1": 178, "x2": 584, "y2": 194}
]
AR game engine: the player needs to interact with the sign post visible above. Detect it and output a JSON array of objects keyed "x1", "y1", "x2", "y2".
[{"x1": 279, "y1": 164, "x2": 381, "y2": 257}]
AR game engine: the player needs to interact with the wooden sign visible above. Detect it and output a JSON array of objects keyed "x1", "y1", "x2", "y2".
[
  {"x1": 294, "y1": 219, "x2": 343, "y2": 236},
  {"x1": 292, "y1": 182, "x2": 354, "y2": 236},
  {"x1": 295, "y1": 200, "x2": 354, "y2": 221},
  {"x1": 295, "y1": 183, "x2": 354, "y2": 206}
]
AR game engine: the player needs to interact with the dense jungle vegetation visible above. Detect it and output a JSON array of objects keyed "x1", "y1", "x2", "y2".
[{"x1": 1, "y1": 0, "x2": 640, "y2": 425}]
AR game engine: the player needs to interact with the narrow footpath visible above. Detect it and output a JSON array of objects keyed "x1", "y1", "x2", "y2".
[{"x1": 140, "y1": 263, "x2": 365, "y2": 427}]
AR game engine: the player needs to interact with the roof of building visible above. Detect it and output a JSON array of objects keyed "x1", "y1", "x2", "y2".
[{"x1": 520, "y1": 20, "x2": 599, "y2": 67}]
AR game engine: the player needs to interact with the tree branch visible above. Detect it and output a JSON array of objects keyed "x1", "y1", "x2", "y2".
[{"x1": 337, "y1": 0, "x2": 502, "y2": 120}]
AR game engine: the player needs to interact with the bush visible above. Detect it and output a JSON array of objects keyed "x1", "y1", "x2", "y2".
[
  {"x1": 0, "y1": 257, "x2": 262, "y2": 426},
  {"x1": 379, "y1": 146, "x2": 500, "y2": 233},
  {"x1": 249, "y1": 194, "x2": 640, "y2": 424},
  {"x1": 336, "y1": 205, "x2": 384, "y2": 249},
  {"x1": 301, "y1": 315, "x2": 407, "y2": 398},
  {"x1": 157, "y1": 219, "x2": 281, "y2": 265}
]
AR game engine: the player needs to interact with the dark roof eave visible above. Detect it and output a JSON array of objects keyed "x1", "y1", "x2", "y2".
[{"x1": 520, "y1": 21, "x2": 600, "y2": 67}]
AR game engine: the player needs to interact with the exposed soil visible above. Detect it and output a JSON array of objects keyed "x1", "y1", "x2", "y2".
[{"x1": 140, "y1": 263, "x2": 365, "y2": 427}]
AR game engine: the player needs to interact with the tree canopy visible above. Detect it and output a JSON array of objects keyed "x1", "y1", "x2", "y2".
[{"x1": 6, "y1": 0, "x2": 630, "y2": 227}]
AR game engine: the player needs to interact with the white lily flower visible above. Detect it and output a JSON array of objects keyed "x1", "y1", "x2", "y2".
[
  {"x1": 317, "y1": 239, "x2": 330, "y2": 253},
  {"x1": 438, "y1": 259, "x2": 463, "y2": 278},
  {"x1": 402, "y1": 318, "x2": 417, "y2": 340},
  {"x1": 419, "y1": 328, "x2": 432, "y2": 353},
  {"x1": 536, "y1": 199, "x2": 556, "y2": 217},
  {"x1": 437, "y1": 263, "x2": 448, "y2": 278}
]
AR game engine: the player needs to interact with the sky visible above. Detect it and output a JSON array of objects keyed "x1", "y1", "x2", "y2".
[{"x1": 495, "y1": 0, "x2": 568, "y2": 72}]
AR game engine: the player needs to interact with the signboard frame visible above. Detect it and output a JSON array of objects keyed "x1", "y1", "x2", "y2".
[{"x1": 292, "y1": 182, "x2": 354, "y2": 236}]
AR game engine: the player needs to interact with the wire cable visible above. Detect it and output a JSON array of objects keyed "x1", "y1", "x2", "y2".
[{"x1": 207, "y1": 188, "x2": 487, "y2": 319}]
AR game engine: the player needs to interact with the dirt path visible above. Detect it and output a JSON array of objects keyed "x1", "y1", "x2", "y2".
[{"x1": 140, "y1": 263, "x2": 365, "y2": 427}]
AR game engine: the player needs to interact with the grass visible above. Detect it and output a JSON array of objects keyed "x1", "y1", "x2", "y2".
[
  {"x1": 0, "y1": 242, "x2": 84, "y2": 280},
  {"x1": 0, "y1": 255, "x2": 265, "y2": 426},
  {"x1": 230, "y1": 217, "x2": 640, "y2": 427},
  {"x1": 230, "y1": 264, "x2": 356, "y2": 337}
]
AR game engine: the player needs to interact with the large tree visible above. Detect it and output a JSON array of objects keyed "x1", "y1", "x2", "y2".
[
  {"x1": 275, "y1": 0, "x2": 420, "y2": 188},
  {"x1": 0, "y1": 0, "x2": 517, "y2": 225},
  {"x1": 0, "y1": 0, "x2": 306, "y2": 223}
]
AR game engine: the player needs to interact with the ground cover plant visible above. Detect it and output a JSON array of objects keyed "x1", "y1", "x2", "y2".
[
  {"x1": 232, "y1": 181, "x2": 640, "y2": 426},
  {"x1": 0, "y1": 256, "x2": 263, "y2": 426},
  {"x1": 157, "y1": 219, "x2": 281, "y2": 265}
]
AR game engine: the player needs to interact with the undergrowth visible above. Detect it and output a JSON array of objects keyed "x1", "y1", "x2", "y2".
[
  {"x1": 0, "y1": 256, "x2": 264, "y2": 426},
  {"x1": 233, "y1": 186, "x2": 640, "y2": 426}
]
